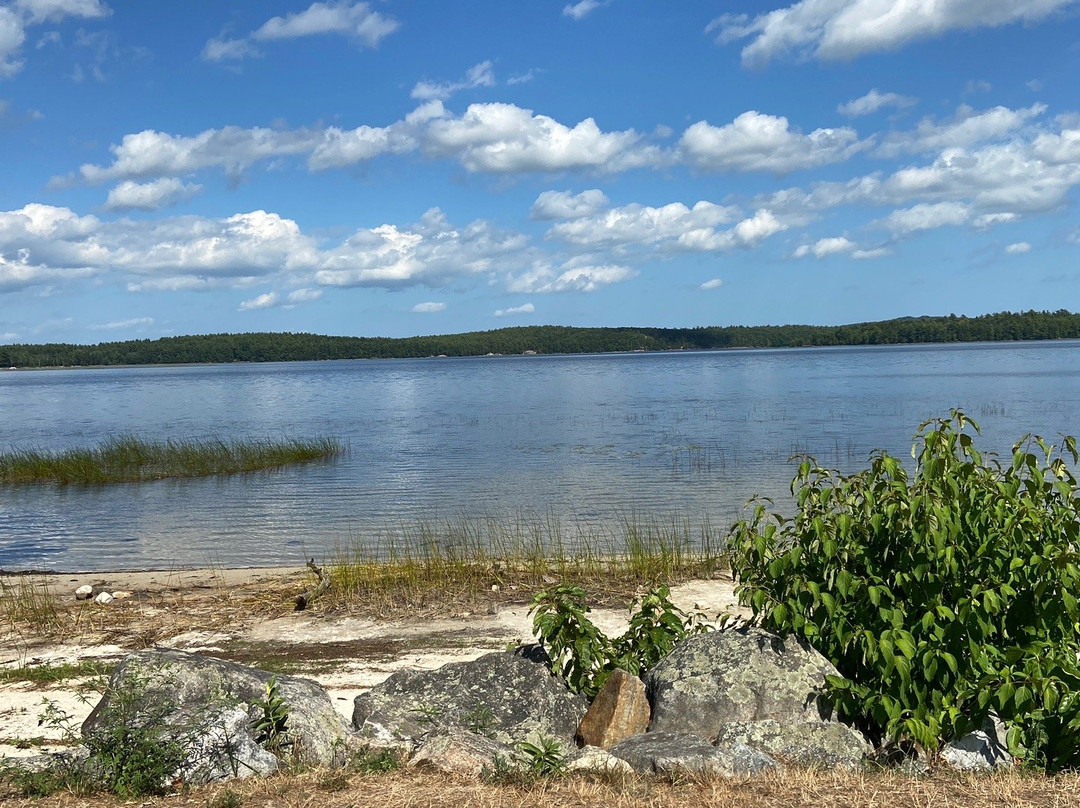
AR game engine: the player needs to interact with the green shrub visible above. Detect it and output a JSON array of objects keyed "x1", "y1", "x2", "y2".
[
  {"x1": 729, "y1": 410, "x2": 1080, "y2": 769},
  {"x1": 529, "y1": 584, "x2": 706, "y2": 697}
]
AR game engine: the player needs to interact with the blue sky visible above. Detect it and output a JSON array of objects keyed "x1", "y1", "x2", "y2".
[{"x1": 1, "y1": 0, "x2": 1079, "y2": 344}]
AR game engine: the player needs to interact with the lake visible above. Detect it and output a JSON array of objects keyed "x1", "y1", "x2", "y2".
[{"x1": 1, "y1": 340, "x2": 1078, "y2": 572}]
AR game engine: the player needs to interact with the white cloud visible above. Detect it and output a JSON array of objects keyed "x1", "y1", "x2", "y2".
[
  {"x1": 494, "y1": 302, "x2": 535, "y2": 316},
  {"x1": 882, "y1": 201, "x2": 971, "y2": 233},
  {"x1": 679, "y1": 111, "x2": 863, "y2": 174},
  {"x1": 314, "y1": 208, "x2": 529, "y2": 289},
  {"x1": 0, "y1": 0, "x2": 109, "y2": 78},
  {"x1": 563, "y1": 1, "x2": 606, "y2": 20},
  {"x1": 90, "y1": 316, "x2": 153, "y2": 330},
  {"x1": 711, "y1": 0, "x2": 1079, "y2": 65},
  {"x1": 875, "y1": 103, "x2": 1046, "y2": 157},
  {"x1": 14, "y1": 0, "x2": 109, "y2": 23},
  {"x1": 412, "y1": 301, "x2": 446, "y2": 313},
  {"x1": 66, "y1": 102, "x2": 663, "y2": 183},
  {"x1": 837, "y1": 88, "x2": 917, "y2": 117},
  {"x1": 239, "y1": 291, "x2": 278, "y2": 311},
  {"x1": 424, "y1": 102, "x2": 660, "y2": 173},
  {"x1": 700, "y1": 278, "x2": 723, "y2": 290},
  {"x1": 793, "y1": 236, "x2": 856, "y2": 258},
  {"x1": 287, "y1": 288, "x2": 322, "y2": 303},
  {"x1": 201, "y1": 36, "x2": 259, "y2": 63},
  {"x1": 507, "y1": 262, "x2": 636, "y2": 293},
  {"x1": 548, "y1": 200, "x2": 740, "y2": 251},
  {"x1": 412, "y1": 61, "x2": 496, "y2": 101},
  {"x1": 203, "y1": 1, "x2": 398, "y2": 62},
  {"x1": 104, "y1": 178, "x2": 201, "y2": 211},
  {"x1": 1005, "y1": 241, "x2": 1032, "y2": 254},
  {"x1": 73, "y1": 126, "x2": 319, "y2": 184},
  {"x1": 530, "y1": 189, "x2": 610, "y2": 220},
  {"x1": 0, "y1": 9, "x2": 26, "y2": 77}
]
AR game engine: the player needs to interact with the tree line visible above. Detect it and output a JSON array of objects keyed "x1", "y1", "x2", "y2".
[{"x1": 2, "y1": 309, "x2": 1079, "y2": 368}]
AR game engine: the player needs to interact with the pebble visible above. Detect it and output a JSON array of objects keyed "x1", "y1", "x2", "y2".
[{"x1": 75, "y1": 585, "x2": 94, "y2": 601}]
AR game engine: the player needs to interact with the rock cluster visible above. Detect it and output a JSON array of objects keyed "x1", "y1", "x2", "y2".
[{"x1": 12, "y1": 624, "x2": 1015, "y2": 784}]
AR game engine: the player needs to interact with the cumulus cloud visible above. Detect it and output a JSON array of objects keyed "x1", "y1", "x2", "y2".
[
  {"x1": 239, "y1": 291, "x2": 278, "y2": 311},
  {"x1": 837, "y1": 88, "x2": 917, "y2": 117},
  {"x1": 700, "y1": 278, "x2": 723, "y2": 290},
  {"x1": 882, "y1": 201, "x2": 971, "y2": 233},
  {"x1": 530, "y1": 189, "x2": 610, "y2": 220},
  {"x1": 547, "y1": 199, "x2": 788, "y2": 254},
  {"x1": 202, "y1": 1, "x2": 398, "y2": 62},
  {"x1": 412, "y1": 301, "x2": 446, "y2": 313},
  {"x1": 412, "y1": 61, "x2": 495, "y2": 101},
  {"x1": 875, "y1": 103, "x2": 1047, "y2": 157},
  {"x1": 104, "y1": 178, "x2": 201, "y2": 211},
  {"x1": 424, "y1": 102, "x2": 660, "y2": 173},
  {"x1": 711, "y1": 0, "x2": 1079, "y2": 65},
  {"x1": 65, "y1": 102, "x2": 665, "y2": 184},
  {"x1": 0, "y1": 0, "x2": 108, "y2": 78},
  {"x1": 679, "y1": 111, "x2": 863, "y2": 174},
  {"x1": 494, "y1": 302, "x2": 535, "y2": 316},
  {"x1": 507, "y1": 261, "x2": 636, "y2": 293},
  {"x1": 1005, "y1": 241, "x2": 1032, "y2": 254},
  {"x1": 793, "y1": 236, "x2": 856, "y2": 258}
]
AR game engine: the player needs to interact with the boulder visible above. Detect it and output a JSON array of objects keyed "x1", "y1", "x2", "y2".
[
  {"x1": 567, "y1": 745, "x2": 634, "y2": 775},
  {"x1": 576, "y1": 668, "x2": 650, "y2": 749},
  {"x1": 646, "y1": 627, "x2": 841, "y2": 735},
  {"x1": 715, "y1": 719, "x2": 869, "y2": 768},
  {"x1": 942, "y1": 714, "x2": 1013, "y2": 771},
  {"x1": 82, "y1": 649, "x2": 354, "y2": 783},
  {"x1": 75, "y1": 584, "x2": 94, "y2": 601},
  {"x1": 352, "y1": 646, "x2": 587, "y2": 749},
  {"x1": 608, "y1": 732, "x2": 778, "y2": 777},
  {"x1": 408, "y1": 729, "x2": 514, "y2": 778}
]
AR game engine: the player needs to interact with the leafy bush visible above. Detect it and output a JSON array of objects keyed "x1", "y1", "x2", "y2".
[
  {"x1": 729, "y1": 410, "x2": 1080, "y2": 769},
  {"x1": 529, "y1": 584, "x2": 706, "y2": 697}
]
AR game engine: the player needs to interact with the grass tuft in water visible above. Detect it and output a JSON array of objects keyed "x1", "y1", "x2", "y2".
[{"x1": 0, "y1": 435, "x2": 344, "y2": 485}]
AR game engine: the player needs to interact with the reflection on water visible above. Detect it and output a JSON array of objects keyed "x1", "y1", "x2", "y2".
[{"x1": 1, "y1": 340, "x2": 1078, "y2": 571}]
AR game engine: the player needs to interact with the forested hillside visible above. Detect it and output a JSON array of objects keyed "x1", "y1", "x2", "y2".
[{"x1": 2, "y1": 310, "x2": 1078, "y2": 368}]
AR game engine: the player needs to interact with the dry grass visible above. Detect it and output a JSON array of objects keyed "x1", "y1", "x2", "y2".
[{"x1": 4, "y1": 766, "x2": 1080, "y2": 808}]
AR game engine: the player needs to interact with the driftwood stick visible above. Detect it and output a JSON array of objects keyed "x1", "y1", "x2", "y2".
[{"x1": 295, "y1": 558, "x2": 330, "y2": 611}]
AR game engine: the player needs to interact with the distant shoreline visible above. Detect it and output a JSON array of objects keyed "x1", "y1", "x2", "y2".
[{"x1": 2, "y1": 309, "x2": 1078, "y2": 369}]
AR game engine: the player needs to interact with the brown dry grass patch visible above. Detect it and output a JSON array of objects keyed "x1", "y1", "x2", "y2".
[{"x1": 4, "y1": 767, "x2": 1080, "y2": 808}]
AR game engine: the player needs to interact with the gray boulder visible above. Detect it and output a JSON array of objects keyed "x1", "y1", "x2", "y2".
[
  {"x1": 715, "y1": 719, "x2": 869, "y2": 768},
  {"x1": 608, "y1": 732, "x2": 778, "y2": 777},
  {"x1": 645, "y1": 628, "x2": 868, "y2": 766},
  {"x1": 942, "y1": 714, "x2": 1012, "y2": 771},
  {"x1": 408, "y1": 728, "x2": 514, "y2": 778},
  {"x1": 82, "y1": 648, "x2": 354, "y2": 783},
  {"x1": 352, "y1": 646, "x2": 587, "y2": 749},
  {"x1": 647, "y1": 628, "x2": 840, "y2": 734}
]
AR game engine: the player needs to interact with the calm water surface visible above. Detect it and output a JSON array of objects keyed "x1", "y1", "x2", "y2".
[{"x1": 1, "y1": 341, "x2": 1078, "y2": 571}]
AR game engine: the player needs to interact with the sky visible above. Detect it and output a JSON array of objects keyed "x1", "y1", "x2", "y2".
[{"x1": 1, "y1": 0, "x2": 1079, "y2": 344}]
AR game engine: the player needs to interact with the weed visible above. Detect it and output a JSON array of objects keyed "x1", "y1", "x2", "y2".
[
  {"x1": 348, "y1": 746, "x2": 403, "y2": 775},
  {"x1": 251, "y1": 675, "x2": 290, "y2": 755},
  {"x1": 529, "y1": 584, "x2": 707, "y2": 697},
  {"x1": 0, "y1": 659, "x2": 114, "y2": 686},
  {"x1": 211, "y1": 786, "x2": 244, "y2": 808}
]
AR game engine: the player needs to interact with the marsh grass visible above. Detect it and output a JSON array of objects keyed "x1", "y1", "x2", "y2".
[
  {"x1": 0, "y1": 435, "x2": 344, "y2": 485},
  {"x1": 327, "y1": 513, "x2": 728, "y2": 616},
  {"x1": 0, "y1": 659, "x2": 114, "y2": 686},
  {"x1": 0, "y1": 577, "x2": 64, "y2": 633}
]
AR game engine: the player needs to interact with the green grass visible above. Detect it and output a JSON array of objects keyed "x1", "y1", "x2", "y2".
[
  {"x1": 0, "y1": 659, "x2": 114, "y2": 686},
  {"x1": 0, "y1": 435, "x2": 344, "y2": 485},
  {"x1": 326, "y1": 512, "x2": 729, "y2": 614}
]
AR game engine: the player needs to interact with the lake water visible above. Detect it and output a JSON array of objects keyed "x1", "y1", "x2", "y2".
[{"x1": 1, "y1": 341, "x2": 1078, "y2": 572}]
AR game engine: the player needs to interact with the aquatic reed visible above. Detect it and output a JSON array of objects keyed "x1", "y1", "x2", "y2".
[
  {"x1": 327, "y1": 512, "x2": 728, "y2": 616},
  {"x1": 0, "y1": 435, "x2": 344, "y2": 485}
]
